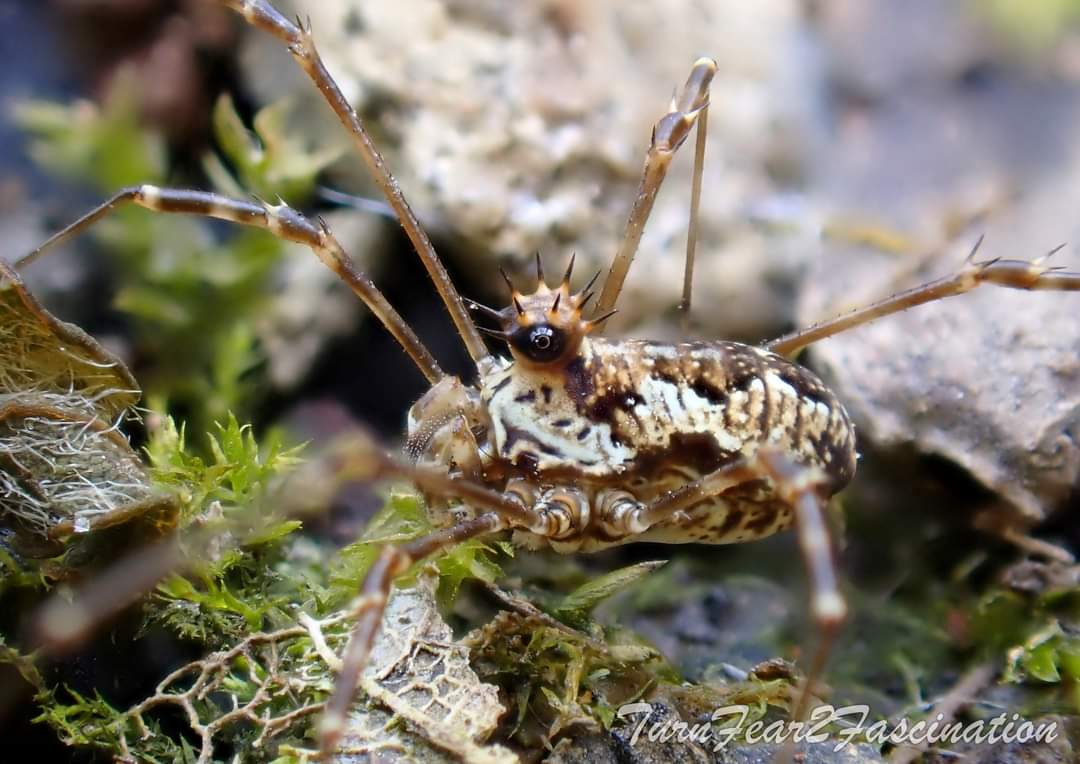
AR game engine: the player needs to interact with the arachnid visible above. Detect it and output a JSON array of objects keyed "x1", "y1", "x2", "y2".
[{"x1": 13, "y1": 0, "x2": 1080, "y2": 756}]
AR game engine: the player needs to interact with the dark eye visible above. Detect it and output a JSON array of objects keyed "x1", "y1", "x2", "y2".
[{"x1": 510, "y1": 323, "x2": 565, "y2": 363}]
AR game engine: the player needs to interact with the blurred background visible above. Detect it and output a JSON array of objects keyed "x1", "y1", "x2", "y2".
[
  {"x1": 3, "y1": 0, "x2": 1079, "y2": 505},
  {"x1": 2, "y1": 0, "x2": 1080, "y2": 760}
]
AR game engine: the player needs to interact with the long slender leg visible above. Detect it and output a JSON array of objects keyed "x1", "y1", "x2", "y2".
[
  {"x1": 602, "y1": 449, "x2": 844, "y2": 754},
  {"x1": 219, "y1": 0, "x2": 489, "y2": 367},
  {"x1": 38, "y1": 514, "x2": 510, "y2": 755},
  {"x1": 309, "y1": 430, "x2": 550, "y2": 533},
  {"x1": 592, "y1": 58, "x2": 717, "y2": 323},
  {"x1": 16, "y1": 186, "x2": 444, "y2": 384},
  {"x1": 31, "y1": 427, "x2": 548, "y2": 644},
  {"x1": 288, "y1": 434, "x2": 578, "y2": 751},
  {"x1": 33, "y1": 532, "x2": 186, "y2": 655},
  {"x1": 603, "y1": 450, "x2": 846, "y2": 668},
  {"x1": 679, "y1": 96, "x2": 709, "y2": 328},
  {"x1": 766, "y1": 240, "x2": 1080, "y2": 357},
  {"x1": 320, "y1": 512, "x2": 505, "y2": 754},
  {"x1": 756, "y1": 451, "x2": 846, "y2": 725},
  {"x1": 598, "y1": 460, "x2": 762, "y2": 537}
]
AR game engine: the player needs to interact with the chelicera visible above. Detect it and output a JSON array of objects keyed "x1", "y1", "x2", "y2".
[{"x1": 16, "y1": 0, "x2": 1080, "y2": 755}]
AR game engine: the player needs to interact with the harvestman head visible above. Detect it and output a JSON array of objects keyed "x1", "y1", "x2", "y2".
[
  {"x1": 468, "y1": 254, "x2": 612, "y2": 370},
  {"x1": 18, "y1": 0, "x2": 1080, "y2": 760}
]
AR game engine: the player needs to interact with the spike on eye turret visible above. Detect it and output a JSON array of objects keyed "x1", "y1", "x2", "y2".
[
  {"x1": 498, "y1": 266, "x2": 525, "y2": 315},
  {"x1": 535, "y1": 251, "x2": 546, "y2": 290},
  {"x1": 561, "y1": 252, "x2": 576, "y2": 286}
]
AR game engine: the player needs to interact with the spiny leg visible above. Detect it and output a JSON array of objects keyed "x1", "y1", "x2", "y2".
[
  {"x1": 33, "y1": 428, "x2": 542, "y2": 634},
  {"x1": 219, "y1": 0, "x2": 489, "y2": 367},
  {"x1": 592, "y1": 57, "x2": 717, "y2": 324},
  {"x1": 33, "y1": 532, "x2": 186, "y2": 656},
  {"x1": 973, "y1": 504, "x2": 1075, "y2": 563},
  {"x1": 16, "y1": 185, "x2": 444, "y2": 384},
  {"x1": 293, "y1": 429, "x2": 553, "y2": 534},
  {"x1": 766, "y1": 238, "x2": 1080, "y2": 357}
]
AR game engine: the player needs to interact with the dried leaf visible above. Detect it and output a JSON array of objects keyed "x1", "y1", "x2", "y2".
[
  {"x1": 0, "y1": 261, "x2": 137, "y2": 414},
  {"x1": 337, "y1": 574, "x2": 514, "y2": 763},
  {"x1": 0, "y1": 262, "x2": 169, "y2": 553}
]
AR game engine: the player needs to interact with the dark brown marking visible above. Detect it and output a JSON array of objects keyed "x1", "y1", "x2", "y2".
[
  {"x1": 552, "y1": 418, "x2": 573, "y2": 428},
  {"x1": 576, "y1": 426, "x2": 591, "y2": 441},
  {"x1": 515, "y1": 451, "x2": 539, "y2": 474},
  {"x1": 537, "y1": 441, "x2": 565, "y2": 457},
  {"x1": 502, "y1": 421, "x2": 566, "y2": 461},
  {"x1": 540, "y1": 385, "x2": 553, "y2": 404},
  {"x1": 690, "y1": 378, "x2": 727, "y2": 405},
  {"x1": 744, "y1": 505, "x2": 781, "y2": 535},
  {"x1": 727, "y1": 363, "x2": 758, "y2": 393},
  {"x1": 631, "y1": 432, "x2": 739, "y2": 479},
  {"x1": 501, "y1": 423, "x2": 531, "y2": 454},
  {"x1": 792, "y1": 394, "x2": 804, "y2": 444},
  {"x1": 514, "y1": 390, "x2": 537, "y2": 403},
  {"x1": 823, "y1": 426, "x2": 856, "y2": 490},
  {"x1": 563, "y1": 356, "x2": 593, "y2": 405},
  {"x1": 491, "y1": 376, "x2": 512, "y2": 394},
  {"x1": 587, "y1": 393, "x2": 620, "y2": 424},
  {"x1": 775, "y1": 364, "x2": 830, "y2": 407},
  {"x1": 753, "y1": 352, "x2": 770, "y2": 434},
  {"x1": 715, "y1": 507, "x2": 745, "y2": 537},
  {"x1": 586, "y1": 389, "x2": 639, "y2": 423}
]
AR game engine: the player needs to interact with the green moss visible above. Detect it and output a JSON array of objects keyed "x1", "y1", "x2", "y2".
[
  {"x1": 328, "y1": 490, "x2": 509, "y2": 611},
  {"x1": 971, "y1": 571, "x2": 1080, "y2": 713},
  {"x1": 13, "y1": 74, "x2": 338, "y2": 437},
  {"x1": 976, "y1": 0, "x2": 1080, "y2": 50}
]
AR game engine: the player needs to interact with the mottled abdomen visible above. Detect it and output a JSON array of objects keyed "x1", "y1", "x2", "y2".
[{"x1": 481, "y1": 338, "x2": 857, "y2": 498}]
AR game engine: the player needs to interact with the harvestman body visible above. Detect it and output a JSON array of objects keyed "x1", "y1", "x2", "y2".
[{"x1": 17, "y1": 0, "x2": 1080, "y2": 755}]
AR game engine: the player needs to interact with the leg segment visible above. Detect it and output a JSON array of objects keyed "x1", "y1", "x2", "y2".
[
  {"x1": 16, "y1": 186, "x2": 444, "y2": 384},
  {"x1": 592, "y1": 58, "x2": 717, "y2": 324},
  {"x1": 601, "y1": 449, "x2": 845, "y2": 735},
  {"x1": 756, "y1": 450, "x2": 846, "y2": 725},
  {"x1": 597, "y1": 459, "x2": 763, "y2": 537},
  {"x1": 766, "y1": 240, "x2": 1080, "y2": 357},
  {"x1": 312, "y1": 430, "x2": 553, "y2": 534},
  {"x1": 610, "y1": 452, "x2": 846, "y2": 640},
  {"x1": 218, "y1": 0, "x2": 489, "y2": 367},
  {"x1": 680, "y1": 93, "x2": 709, "y2": 327},
  {"x1": 320, "y1": 512, "x2": 505, "y2": 754}
]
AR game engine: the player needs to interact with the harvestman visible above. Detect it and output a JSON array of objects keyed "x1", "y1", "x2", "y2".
[{"x1": 17, "y1": 0, "x2": 1080, "y2": 755}]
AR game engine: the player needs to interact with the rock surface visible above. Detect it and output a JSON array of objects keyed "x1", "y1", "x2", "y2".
[
  {"x1": 798, "y1": 0, "x2": 1080, "y2": 521},
  {"x1": 246, "y1": 1, "x2": 1080, "y2": 518},
  {"x1": 256, "y1": 0, "x2": 818, "y2": 340}
]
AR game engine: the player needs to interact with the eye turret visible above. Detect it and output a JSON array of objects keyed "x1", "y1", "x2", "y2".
[{"x1": 467, "y1": 253, "x2": 616, "y2": 368}]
